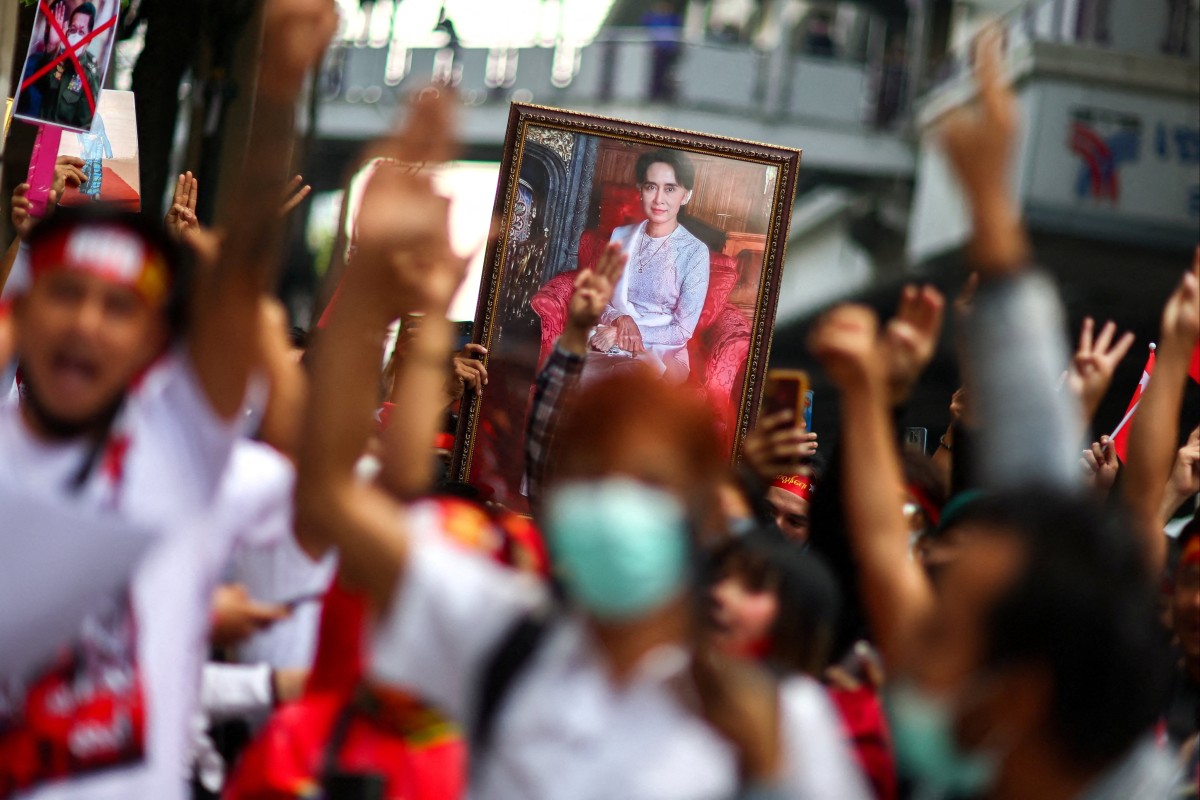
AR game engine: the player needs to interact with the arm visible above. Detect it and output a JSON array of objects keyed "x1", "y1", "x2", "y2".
[
  {"x1": 0, "y1": 240, "x2": 17, "y2": 297},
  {"x1": 525, "y1": 244, "x2": 626, "y2": 513},
  {"x1": 809, "y1": 305, "x2": 934, "y2": 671},
  {"x1": 942, "y1": 29, "x2": 1080, "y2": 491},
  {"x1": 295, "y1": 88, "x2": 462, "y2": 608},
  {"x1": 1158, "y1": 426, "x2": 1200, "y2": 526},
  {"x1": 1122, "y1": 256, "x2": 1200, "y2": 572},
  {"x1": 929, "y1": 388, "x2": 966, "y2": 497},
  {"x1": 187, "y1": 0, "x2": 337, "y2": 421},
  {"x1": 376, "y1": 314, "x2": 459, "y2": 500},
  {"x1": 3, "y1": 156, "x2": 84, "y2": 295},
  {"x1": 254, "y1": 298, "x2": 307, "y2": 461},
  {"x1": 1064, "y1": 317, "x2": 1135, "y2": 431}
]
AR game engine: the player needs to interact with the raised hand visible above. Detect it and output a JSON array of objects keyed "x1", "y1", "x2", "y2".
[
  {"x1": 1080, "y1": 435, "x2": 1119, "y2": 498},
  {"x1": 1122, "y1": 251, "x2": 1200, "y2": 572},
  {"x1": 939, "y1": 27, "x2": 1029, "y2": 271},
  {"x1": 564, "y1": 243, "x2": 626, "y2": 355},
  {"x1": 354, "y1": 90, "x2": 464, "y2": 318},
  {"x1": 954, "y1": 272, "x2": 979, "y2": 320},
  {"x1": 881, "y1": 283, "x2": 945, "y2": 404},
  {"x1": 941, "y1": 29, "x2": 1016, "y2": 200},
  {"x1": 808, "y1": 304, "x2": 886, "y2": 393},
  {"x1": 1159, "y1": 249, "x2": 1200, "y2": 358},
  {"x1": 278, "y1": 174, "x2": 312, "y2": 218},
  {"x1": 949, "y1": 386, "x2": 973, "y2": 427},
  {"x1": 164, "y1": 171, "x2": 199, "y2": 240},
  {"x1": 258, "y1": 0, "x2": 340, "y2": 102},
  {"x1": 1167, "y1": 426, "x2": 1200, "y2": 503},
  {"x1": 1065, "y1": 317, "x2": 1135, "y2": 424},
  {"x1": 742, "y1": 409, "x2": 819, "y2": 482}
]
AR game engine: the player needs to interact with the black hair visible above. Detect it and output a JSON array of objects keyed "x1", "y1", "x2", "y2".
[
  {"x1": 635, "y1": 149, "x2": 696, "y2": 191},
  {"x1": 709, "y1": 531, "x2": 840, "y2": 677},
  {"x1": 70, "y1": 2, "x2": 97, "y2": 33},
  {"x1": 288, "y1": 326, "x2": 310, "y2": 350},
  {"x1": 27, "y1": 204, "x2": 191, "y2": 341},
  {"x1": 952, "y1": 488, "x2": 1172, "y2": 770}
]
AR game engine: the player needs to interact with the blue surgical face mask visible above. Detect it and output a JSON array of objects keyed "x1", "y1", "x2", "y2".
[
  {"x1": 545, "y1": 477, "x2": 690, "y2": 621},
  {"x1": 885, "y1": 680, "x2": 998, "y2": 796}
]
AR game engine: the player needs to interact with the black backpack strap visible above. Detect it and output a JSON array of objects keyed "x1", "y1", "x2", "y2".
[
  {"x1": 318, "y1": 688, "x2": 362, "y2": 784},
  {"x1": 470, "y1": 606, "x2": 555, "y2": 766}
]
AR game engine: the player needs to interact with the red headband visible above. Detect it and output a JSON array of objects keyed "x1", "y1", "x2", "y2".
[
  {"x1": 771, "y1": 475, "x2": 814, "y2": 503},
  {"x1": 906, "y1": 483, "x2": 942, "y2": 528},
  {"x1": 30, "y1": 225, "x2": 170, "y2": 306},
  {"x1": 1182, "y1": 536, "x2": 1200, "y2": 568}
]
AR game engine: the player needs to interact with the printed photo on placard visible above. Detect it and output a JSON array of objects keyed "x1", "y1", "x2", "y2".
[
  {"x1": 56, "y1": 89, "x2": 140, "y2": 210},
  {"x1": 13, "y1": 0, "x2": 120, "y2": 133},
  {"x1": 452, "y1": 104, "x2": 802, "y2": 513}
]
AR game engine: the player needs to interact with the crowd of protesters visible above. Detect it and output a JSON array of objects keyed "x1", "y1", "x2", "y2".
[{"x1": 0, "y1": 2, "x2": 1197, "y2": 798}]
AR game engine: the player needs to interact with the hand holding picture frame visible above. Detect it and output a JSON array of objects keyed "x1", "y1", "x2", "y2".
[{"x1": 453, "y1": 104, "x2": 801, "y2": 513}]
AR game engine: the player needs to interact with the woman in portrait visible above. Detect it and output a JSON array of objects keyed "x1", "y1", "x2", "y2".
[{"x1": 589, "y1": 148, "x2": 710, "y2": 384}]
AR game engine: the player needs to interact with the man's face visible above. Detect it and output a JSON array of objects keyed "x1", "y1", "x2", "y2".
[
  {"x1": 765, "y1": 485, "x2": 810, "y2": 544},
  {"x1": 1172, "y1": 553, "x2": 1200, "y2": 665},
  {"x1": 917, "y1": 526, "x2": 969, "y2": 587},
  {"x1": 15, "y1": 270, "x2": 167, "y2": 430},
  {"x1": 66, "y1": 12, "x2": 93, "y2": 43},
  {"x1": 639, "y1": 162, "x2": 691, "y2": 228},
  {"x1": 908, "y1": 528, "x2": 1042, "y2": 756}
]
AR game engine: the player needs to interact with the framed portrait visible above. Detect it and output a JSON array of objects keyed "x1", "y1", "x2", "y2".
[
  {"x1": 452, "y1": 104, "x2": 801, "y2": 513},
  {"x1": 13, "y1": 0, "x2": 121, "y2": 133},
  {"x1": 55, "y1": 89, "x2": 140, "y2": 210}
]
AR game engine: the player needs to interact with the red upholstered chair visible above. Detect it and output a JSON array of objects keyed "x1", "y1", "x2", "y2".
[{"x1": 530, "y1": 186, "x2": 753, "y2": 449}]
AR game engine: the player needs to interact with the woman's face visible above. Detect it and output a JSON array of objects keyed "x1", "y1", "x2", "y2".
[
  {"x1": 639, "y1": 162, "x2": 691, "y2": 228},
  {"x1": 710, "y1": 574, "x2": 778, "y2": 659}
]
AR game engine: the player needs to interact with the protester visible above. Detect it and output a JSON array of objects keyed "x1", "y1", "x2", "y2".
[
  {"x1": 0, "y1": 3, "x2": 337, "y2": 799},
  {"x1": 4, "y1": 5, "x2": 1199, "y2": 800},
  {"x1": 294, "y1": 86, "x2": 872, "y2": 798},
  {"x1": 812, "y1": 29, "x2": 1182, "y2": 799}
]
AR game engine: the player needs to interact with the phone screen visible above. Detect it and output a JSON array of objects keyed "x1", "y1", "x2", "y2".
[
  {"x1": 903, "y1": 427, "x2": 929, "y2": 455},
  {"x1": 762, "y1": 370, "x2": 810, "y2": 425}
]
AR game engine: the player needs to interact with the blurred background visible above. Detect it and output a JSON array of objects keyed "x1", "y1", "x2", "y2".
[{"x1": 3, "y1": 0, "x2": 1198, "y2": 445}]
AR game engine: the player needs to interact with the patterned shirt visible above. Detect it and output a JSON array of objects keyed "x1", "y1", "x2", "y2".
[{"x1": 524, "y1": 344, "x2": 584, "y2": 514}]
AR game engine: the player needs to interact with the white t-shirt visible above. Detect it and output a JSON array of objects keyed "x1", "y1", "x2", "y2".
[
  {"x1": 0, "y1": 353, "x2": 242, "y2": 800},
  {"x1": 223, "y1": 441, "x2": 335, "y2": 670},
  {"x1": 371, "y1": 503, "x2": 872, "y2": 800}
]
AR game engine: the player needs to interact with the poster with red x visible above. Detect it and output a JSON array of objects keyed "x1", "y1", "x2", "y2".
[{"x1": 12, "y1": 0, "x2": 121, "y2": 133}]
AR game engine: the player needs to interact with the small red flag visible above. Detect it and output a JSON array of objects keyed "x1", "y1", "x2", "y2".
[{"x1": 1110, "y1": 345, "x2": 1156, "y2": 463}]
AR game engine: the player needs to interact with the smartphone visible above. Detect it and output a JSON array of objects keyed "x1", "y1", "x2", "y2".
[
  {"x1": 455, "y1": 321, "x2": 474, "y2": 352},
  {"x1": 903, "y1": 426, "x2": 929, "y2": 456},
  {"x1": 802, "y1": 390, "x2": 814, "y2": 433},
  {"x1": 761, "y1": 370, "x2": 810, "y2": 427},
  {"x1": 281, "y1": 590, "x2": 326, "y2": 611}
]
